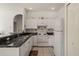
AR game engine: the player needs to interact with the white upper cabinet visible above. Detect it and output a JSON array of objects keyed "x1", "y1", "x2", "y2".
[
  {"x1": 25, "y1": 19, "x2": 37, "y2": 28},
  {"x1": 24, "y1": 11, "x2": 56, "y2": 28}
]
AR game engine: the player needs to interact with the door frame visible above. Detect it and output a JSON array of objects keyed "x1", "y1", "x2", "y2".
[{"x1": 64, "y1": 3, "x2": 71, "y2": 56}]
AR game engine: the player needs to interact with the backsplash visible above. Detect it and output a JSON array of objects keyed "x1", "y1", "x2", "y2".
[
  {"x1": 25, "y1": 28, "x2": 54, "y2": 33},
  {"x1": 25, "y1": 29, "x2": 37, "y2": 33}
]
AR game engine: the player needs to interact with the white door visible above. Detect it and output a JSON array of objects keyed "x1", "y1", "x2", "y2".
[{"x1": 66, "y1": 3, "x2": 79, "y2": 56}]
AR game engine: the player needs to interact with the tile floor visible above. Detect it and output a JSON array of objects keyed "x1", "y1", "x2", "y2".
[{"x1": 32, "y1": 47, "x2": 55, "y2": 56}]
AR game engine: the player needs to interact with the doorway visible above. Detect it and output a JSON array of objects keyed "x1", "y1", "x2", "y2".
[{"x1": 13, "y1": 14, "x2": 23, "y2": 33}]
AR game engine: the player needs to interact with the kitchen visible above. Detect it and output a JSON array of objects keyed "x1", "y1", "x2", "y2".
[{"x1": 0, "y1": 3, "x2": 65, "y2": 56}]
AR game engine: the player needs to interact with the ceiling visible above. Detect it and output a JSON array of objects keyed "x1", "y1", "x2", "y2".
[{"x1": 0, "y1": 3, "x2": 65, "y2": 11}]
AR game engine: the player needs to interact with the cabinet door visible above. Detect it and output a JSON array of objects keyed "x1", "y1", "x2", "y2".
[
  {"x1": 24, "y1": 39, "x2": 32, "y2": 56},
  {"x1": 32, "y1": 36, "x2": 38, "y2": 46},
  {"x1": 48, "y1": 36, "x2": 54, "y2": 46},
  {"x1": 25, "y1": 20, "x2": 37, "y2": 28},
  {"x1": 19, "y1": 38, "x2": 32, "y2": 56},
  {"x1": 19, "y1": 43, "x2": 26, "y2": 56},
  {"x1": 37, "y1": 35, "x2": 48, "y2": 43},
  {"x1": 28, "y1": 38, "x2": 32, "y2": 52},
  {"x1": 37, "y1": 35, "x2": 49, "y2": 46}
]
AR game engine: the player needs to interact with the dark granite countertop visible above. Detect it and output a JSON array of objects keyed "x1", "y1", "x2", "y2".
[
  {"x1": 0, "y1": 35, "x2": 32, "y2": 47},
  {"x1": 0, "y1": 33, "x2": 34, "y2": 47},
  {"x1": 0, "y1": 32, "x2": 54, "y2": 48}
]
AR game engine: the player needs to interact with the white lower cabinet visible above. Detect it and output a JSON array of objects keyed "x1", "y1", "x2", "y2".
[
  {"x1": 19, "y1": 43, "x2": 26, "y2": 56},
  {"x1": 32, "y1": 36, "x2": 38, "y2": 46},
  {"x1": 32, "y1": 35, "x2": 54, "y2": 47},
  {"x1": 38, "y1": 35, "x2": 54, "y2": 46},
  {"x1": 19, "y1": 38, "x2": 32, "y2": 56},
  {"x1": 37, "y1": 35, "x2": 49, "y2": 46},
  {"x1": 48, "y1": 35, "x2": 55, "y2": 46}
]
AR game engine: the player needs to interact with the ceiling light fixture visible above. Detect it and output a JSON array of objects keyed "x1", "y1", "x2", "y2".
[
  {"x1": 29, "y1": 8, "x2": 32, "y2": 10},
  {"x1": 51, "y1": 8, "x2": 55, "y2": 10}
]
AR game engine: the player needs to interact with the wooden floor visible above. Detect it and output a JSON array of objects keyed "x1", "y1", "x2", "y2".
[{"x1": 31, "y1": 47, "x2": 55, "y2": 56}]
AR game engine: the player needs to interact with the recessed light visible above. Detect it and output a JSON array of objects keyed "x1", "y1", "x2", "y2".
[
  {"x1": 51, "y1": 8, "x2": 55, "y2": 10},
  {"x1": 29, "y1": 8, "x2": 32, "y2": 10}
]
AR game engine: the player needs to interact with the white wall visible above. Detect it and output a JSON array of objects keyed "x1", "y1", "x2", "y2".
[
  {"x1": 66, "y1": 3, "x2": 79, "y2": 56},
  {"x1": 23, "y1": 9, "x2": 28, "y2": 29},
  {"x1": 0, "y1": 5, "x2": 24, "y2": 34}
]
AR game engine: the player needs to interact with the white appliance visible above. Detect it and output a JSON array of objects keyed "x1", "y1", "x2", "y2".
[
  {"x1": 37, "y1": 26, "x2": 48, "y2": 46},
  {"x1": 54, "y1": 18, "x2": 64, "y2": 56}
]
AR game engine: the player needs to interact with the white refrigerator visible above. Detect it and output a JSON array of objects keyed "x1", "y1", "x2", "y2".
[{"x1": 54, "y1": 18, "x2": 64, "y2": 56}]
